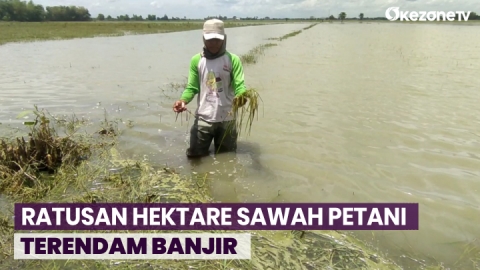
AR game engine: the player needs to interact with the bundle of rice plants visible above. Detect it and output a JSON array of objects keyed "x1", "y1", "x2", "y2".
[
  {"x1": 215, "y1": 88, "x2": 262, "y2": 154},
  {"x1": 231, "y1": 87, "x2": 263, "y2": 137}
]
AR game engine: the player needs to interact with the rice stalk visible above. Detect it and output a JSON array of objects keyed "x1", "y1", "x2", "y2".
[{"x1": 231, "y1": 88, "x2": 262, "y2": 137}]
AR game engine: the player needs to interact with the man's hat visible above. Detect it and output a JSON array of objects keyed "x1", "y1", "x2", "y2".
[{"x1": 203, "y1": 19, "x2": 225, "y2": 40}]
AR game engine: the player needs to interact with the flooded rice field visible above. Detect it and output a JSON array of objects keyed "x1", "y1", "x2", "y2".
[{"x1": 1, "y1": 21, "x2": 480, "y2": 269}]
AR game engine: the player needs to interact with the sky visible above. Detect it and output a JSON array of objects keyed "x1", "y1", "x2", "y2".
[{"x1": 32, "y1": 0, "x2": 480, "y2": 19}]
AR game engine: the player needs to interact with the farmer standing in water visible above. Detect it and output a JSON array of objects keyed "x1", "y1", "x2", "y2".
[{"x1": 173, "y1": 19, "x2": 248, "y2": 158}]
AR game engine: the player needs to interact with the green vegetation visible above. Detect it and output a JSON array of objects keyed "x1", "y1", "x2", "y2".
[
  {"x1": 0, "y1": 0, "x2": 319, "y2": 22},
  {"x1": 0, "y1": 21, "x2": 274, "y2": 46},
  {"x1": 0, "y1": 0, "x2": 89, "y2": 22},
  {"x1": 0, "y1": 0, "x2": 314, "y2": 46},
  {"x1": 265, "y1": 23, "x2": 320, "y2": 42},
  {"x1": 240, "y1": 43, "x2": 277, "y2": 65},
  {"x1": 303, "y1": 23, "x2": 317, "y2": 30},
  {"x1": 268, "y1": 29, "x2": 303, "y2": 41}
]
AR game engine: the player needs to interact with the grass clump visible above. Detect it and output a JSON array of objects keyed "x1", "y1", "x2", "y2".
[
  {"x1": 268, "y1": 29, "x2": 303, "y2": 41},
  {"x1": 240, "y1": 43, "x2": 277, "y2": 65},
  {"x1": 239, "y1": 27, "x2": 316, "y2": 66},
  {"x1": 0, "y1": 109, "x2": 87, "y2": 193},
  {"x1": 266, "y1": 23, "x2": 318, "y2": 43},
  {"x1": 0, "y1": 106, "x2": 117, "y2": 199},
  {"x1": 303, "y1": 23, "x2": 318, "y2": 30}
]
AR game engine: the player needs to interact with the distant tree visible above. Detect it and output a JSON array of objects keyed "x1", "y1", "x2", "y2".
[
  {"x1": 468, "y1": 12, "x2": 479, "y2": 20},
  {"x1": 339, "y1": 12, "x2": 346, "y2": 22},
  {"x1": 44, "y1": 6, "x2": 91, "y2": 21},
  {"x1": 117, "y1": 14, "x2": 129, "y2": 21},
  {"x1": 131, "y1": 14, "x2": 143, "y2": 21},
  {"x1": 359, "y1": 13, "x2": 364, "y2": 20},
  {"x1": 0, "y1": 0, "x2": 47, "y2": 21},
  {"x1": 97, "y1": 13, "x2": 104, "y2": 21},
  {"x1": 328, "y1": 15, "x2": 335, "y2": 20},
  {"x1": 26, "y1": 0, "x2": 46, "y2": 21}
]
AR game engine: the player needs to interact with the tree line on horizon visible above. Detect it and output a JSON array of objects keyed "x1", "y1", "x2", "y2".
[{"x1": 1, "y1": 0, "x2": 479, "y2": 22}]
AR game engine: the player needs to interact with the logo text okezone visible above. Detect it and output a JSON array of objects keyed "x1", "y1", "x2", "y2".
[{"x1": 385, "y1": 7, "x2": 471, "y2": 21}]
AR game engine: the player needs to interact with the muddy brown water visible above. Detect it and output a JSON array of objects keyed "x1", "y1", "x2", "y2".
[{"x1": 1, "y1": 22, "x2": 480, "y2": 268}]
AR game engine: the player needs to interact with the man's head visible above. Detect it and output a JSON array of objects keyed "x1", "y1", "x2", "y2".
[
  {"x1": 203, "y1": 19, "x2": 225, "y2": 55},
  {"x1": 203, "y1": 19, "x2": 225, "y2": 40}
]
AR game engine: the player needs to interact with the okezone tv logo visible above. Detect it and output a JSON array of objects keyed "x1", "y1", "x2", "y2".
[{"x1": 385, "y1": 7, "x2": 471, "y2": 21}]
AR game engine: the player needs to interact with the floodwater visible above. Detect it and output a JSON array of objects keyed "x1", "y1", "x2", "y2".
[{"x1": 1, "y1": 22, "x2": 480, "y2": 268}]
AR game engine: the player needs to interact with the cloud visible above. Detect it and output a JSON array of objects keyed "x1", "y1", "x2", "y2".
[
  {"x1": 215, "y1": 0, "x2": 241, "y2": 5},
  {"x1": 150, "y1": 1, "x2": 163, "y2": 9}
]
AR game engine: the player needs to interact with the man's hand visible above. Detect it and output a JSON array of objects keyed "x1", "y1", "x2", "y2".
[
  {"x1": 173, "y1": 100, "x2": 187, "y2": 112},
  {"x1": 233, "y1": 95, "x2": 247, "y2": 108}
]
